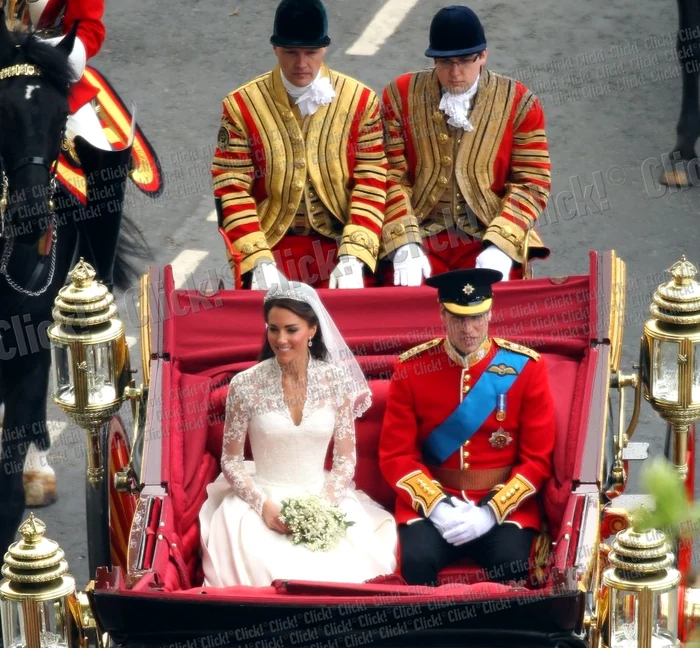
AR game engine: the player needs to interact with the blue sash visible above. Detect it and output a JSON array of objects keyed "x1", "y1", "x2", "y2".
[{"x1": 423, "y1": 349, "x2": 529, "y2": 464}]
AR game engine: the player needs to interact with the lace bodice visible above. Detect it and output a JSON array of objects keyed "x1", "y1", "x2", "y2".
[{"x1": 220, "y1": 357, "x2": 357, "y2": 516}]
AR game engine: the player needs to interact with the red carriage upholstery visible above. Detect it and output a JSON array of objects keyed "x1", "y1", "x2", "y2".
[{"x1": 136, "y1": 269, "x2": 598, "y2": 596}]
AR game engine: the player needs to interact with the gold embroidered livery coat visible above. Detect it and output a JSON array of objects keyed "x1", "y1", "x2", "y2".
[
  {"x1": 212, "y1": 64, "x2": 416, "y2": 275},
  {"x1": 381, "y1": 68, "x2": 551, "y2": 264}
]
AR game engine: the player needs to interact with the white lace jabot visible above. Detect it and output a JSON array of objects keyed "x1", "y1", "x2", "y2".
[
  {"x1": 281, "y1": 69, "x2": 336, "y2": 117},
  {"x1": 439, "y1": 74, "x2": 480, "y2": 131}
]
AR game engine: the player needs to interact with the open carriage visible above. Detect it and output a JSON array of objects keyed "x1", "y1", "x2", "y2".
[{"x1": 4, "y1": 249, "x2": 700, "y2": 648}]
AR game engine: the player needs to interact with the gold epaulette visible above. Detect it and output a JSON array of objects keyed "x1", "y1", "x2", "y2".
[
  {"x1": 398, "y1": 338, "x2": 443, "y2": 363},
  {"x1": 493, "y1": 337, "x2": 540, "y2": 361}
]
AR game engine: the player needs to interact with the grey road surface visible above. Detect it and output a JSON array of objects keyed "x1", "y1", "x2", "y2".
[{"x1": 6, "y1": 0, "x2": 700, "y2": 589}]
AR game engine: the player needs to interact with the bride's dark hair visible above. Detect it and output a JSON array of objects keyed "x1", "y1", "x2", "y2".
[{"x1": 258, "y1": 298, "x2": 329, "y2": 362}]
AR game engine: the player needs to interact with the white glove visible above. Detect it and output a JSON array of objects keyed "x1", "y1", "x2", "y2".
[
  {"x1": 392, "y1": 243, "x2": 432, "y2": 287},
  {"x1": 475, "y1": 245, "x2": 513, "y2": 282},
  {"x1": 329, "y1": 255, "x2": 364, "y2": 289},
  {"x1": 442, "y1": 504, "x2": 497, "y2": 546},
  {"x1": 428, "y1": 497, "x2": 474, "y2": 538},
  {"x1": 250, "y1": 261, "x2": 288, "y2": 291},
  {"x1": 45, "y1": 35, "x2": 87, "y2": 83}
]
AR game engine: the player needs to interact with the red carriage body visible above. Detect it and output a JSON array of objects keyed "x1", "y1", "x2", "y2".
[{"x1": 91, "y1": 251, "x2": 627, "y2": 647}]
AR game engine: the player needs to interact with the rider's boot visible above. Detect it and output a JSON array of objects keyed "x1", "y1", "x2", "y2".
[
  {"x1": 23, "y1": 443, "x2": 57, "y2": 507},
  {"x1": 71, "y1": 135, "x2": 133, "y2": 293}
]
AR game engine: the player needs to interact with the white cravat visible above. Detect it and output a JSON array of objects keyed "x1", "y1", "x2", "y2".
[
  {"x1": 439, "y1": 74, "x2": 480, "y2": 131},
  {"x1": 281, "y1": 69, "x2": 336, "y2": 117}
]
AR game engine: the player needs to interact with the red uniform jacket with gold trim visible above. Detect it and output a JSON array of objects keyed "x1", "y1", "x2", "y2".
[
  {"x1": 378, "y1": 337, "x2": 555, "y2": 530},
  {"x1": 21, "y1": 0, "x2": 106, "y2": 113},
  {"x1": 381, "y1": 68, "x2": 551, "y2": 264},
  {"x1": 212, "y1": 64, "x2": 413, "y2": 275}
]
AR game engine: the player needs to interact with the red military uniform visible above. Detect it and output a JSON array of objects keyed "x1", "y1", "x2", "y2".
[
  {"x1": 381, "y1": 68, "x2": 551, "y2": 276},
  {"x1": 379, "y1": 336, "x2": 555, "y2": 532},
  {"x1": 15, "y1": 0, "x2": 105, "y2": 112}
]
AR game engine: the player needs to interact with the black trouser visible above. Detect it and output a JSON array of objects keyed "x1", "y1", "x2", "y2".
[{"x1": 399, "y1": 519, "x2": 536, "y2": 586}]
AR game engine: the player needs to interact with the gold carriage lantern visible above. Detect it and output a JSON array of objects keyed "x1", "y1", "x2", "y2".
[
  {"x1": 0, "y1": 514, "x2": 79, "y2": 648},
  {"x1": 602, "y1": 527, "x2": 681, "y2": 648},
  {"x1": 46, "y1": 258, "x2": 131, "y2": 486},
  {"x1": 640, "y1": 256, "x2": 700, "y2": 480}
]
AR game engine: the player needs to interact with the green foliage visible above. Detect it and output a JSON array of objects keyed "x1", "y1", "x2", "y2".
[{"x1": 631, "y1": 457, "x2": 700, "y2": 538}]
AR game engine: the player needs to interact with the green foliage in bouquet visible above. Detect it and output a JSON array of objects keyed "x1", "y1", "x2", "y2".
[
  {"x1": 279, "y1": 495, "x2": 355, "y2": 552},
  {"x1": 631, "y1": 456, "x2": 700, "y2": 538}
]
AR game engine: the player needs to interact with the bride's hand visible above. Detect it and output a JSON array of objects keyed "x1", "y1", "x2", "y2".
[{"x1": 262, "y1": 500, "x2": 290, "y2": 534}]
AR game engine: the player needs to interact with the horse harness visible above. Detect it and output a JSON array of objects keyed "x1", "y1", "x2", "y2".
[{"x1": 0, "y1": 62, "x2": 64, "y2": 298}]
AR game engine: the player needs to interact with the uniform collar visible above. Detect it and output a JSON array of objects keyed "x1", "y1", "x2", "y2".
[
  {"x1": 444, "y1": 337, "x2": 492, "y2": 368},
  {"x1": 438, "y1": 73, "x2": 480, "y2": 131},
  {"x1": 276, "y1": 64, "x2": 336, "y2": 116}
]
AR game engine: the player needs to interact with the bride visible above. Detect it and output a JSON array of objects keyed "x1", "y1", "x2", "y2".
[{"x1": 198, "y1": 281, "x2": 398, "y2": 587}]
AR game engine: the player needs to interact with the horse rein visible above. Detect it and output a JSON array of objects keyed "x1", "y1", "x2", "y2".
[{"x1": 0, "y1": 62, "x2": 63, "y2": 297}]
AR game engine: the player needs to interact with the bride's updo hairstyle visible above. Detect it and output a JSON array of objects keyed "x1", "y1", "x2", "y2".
[{"x1": 259, "y1": 297, "x2": 329, "y2": 362}]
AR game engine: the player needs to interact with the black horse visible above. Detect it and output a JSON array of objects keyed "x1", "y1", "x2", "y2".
[
  {"x1": 0, "y1": 11, "x2": 151, "y2": 558},
  {"x1": 662, "y1": 0, "x2": 700, "y2": 186}
]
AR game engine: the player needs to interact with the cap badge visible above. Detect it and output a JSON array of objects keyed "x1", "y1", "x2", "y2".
[{"x1": 462, "y1": 283, "x2": 475, "y2": 295}]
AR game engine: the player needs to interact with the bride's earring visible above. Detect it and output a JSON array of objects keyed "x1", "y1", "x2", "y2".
[{"x1": 308, "y1": 338, "x2": 313, "y2": 347}]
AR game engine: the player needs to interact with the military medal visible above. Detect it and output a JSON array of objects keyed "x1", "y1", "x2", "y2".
[
  {"x1": 496, "y1": 393, "x2": 506, "y2": 421},
  {"x1": 489, "y1": 427, "x2": 513, "y2": 449}
]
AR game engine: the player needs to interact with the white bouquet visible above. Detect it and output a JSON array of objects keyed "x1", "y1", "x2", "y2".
[{"x1": 279, "y1": 495, "x2": 354, "y2": 552}]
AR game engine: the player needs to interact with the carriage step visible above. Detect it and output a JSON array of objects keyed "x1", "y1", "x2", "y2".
[{"x1": 622, "y1": 442, "x2": 649, "y2": 461}]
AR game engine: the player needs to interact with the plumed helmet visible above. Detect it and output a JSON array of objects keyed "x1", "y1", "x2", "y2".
[
  {"x1": 425, "y1": 5, "x2": 487, "y2": 58},
  {"x1": 270, "y1": 0, "x2": 331, "y2": 49}
]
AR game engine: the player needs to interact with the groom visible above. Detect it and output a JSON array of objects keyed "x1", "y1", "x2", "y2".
[{"x1": 378, "y1": 268, "x2": 555, "y2": 585}]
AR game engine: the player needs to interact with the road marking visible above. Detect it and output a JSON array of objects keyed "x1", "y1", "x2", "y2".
[
  {"x1": 206, "y1": 210, "x2": 217, "y2": 222},
  {"x1": 170, "y1": 250, "x2": 209, "y2": 289},
  {"x1": 345, "y1": 0, "x2": 420, "y2": 56}
]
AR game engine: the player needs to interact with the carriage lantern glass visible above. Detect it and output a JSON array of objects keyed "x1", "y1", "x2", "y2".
[
  {"x1": 0, "y1": 514, "x2": 79, "y2": 648},
  {"x1": 46, "y1": 259, "x2": 130, "y2": 488},
  {"x1": 602, "y1": 527, "x2": 681, "y2": 648},
  {"x1": 641, "y1": 256, "x2": 700, "y2": 480},
  {"x1": 46, "y1": 259, "x2": 129, "y2": 420}
]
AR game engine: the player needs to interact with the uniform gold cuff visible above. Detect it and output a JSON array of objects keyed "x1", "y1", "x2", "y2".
[
  {"x1": 483, "y1": 217, "x2": 527, "y2": 264},
  {"x1": 338, "y1": 224, "x2": 380, "y2": 271},
  {"x1": 486, "y1": 474, "x2": 535, "y2": 524},
  {"x1": 397, "y1": 470, "x2": 446, "y2": 517},
  {"x1": 232, "y1": 231, "x2": 273, "y2": 275},
  {"x1": 483, "y1": 217, "x2": 550, "y2": 263},
  {"x1": 380, "y1": 218, "x2": 422, "y2": 258}
]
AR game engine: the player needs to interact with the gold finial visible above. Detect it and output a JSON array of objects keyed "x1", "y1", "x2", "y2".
[
  {"x1": 650, "y1": 256, "x2": 700, "y2": 325},
  {"x1": 52, "y1": 259, "x2": 116, "y2": 327},
  {"x1": 1, "y1": 516, "x2": 75, "y2": 600},
  {"x1": 669, "y1": 255, "x2": 697, "y2": 286},
  {"x1": 18, "y1": 512, "x2": 46, "y2": 545},
  {"x1": 69, "y1": 258, "x2": 97, "y2": 289}
]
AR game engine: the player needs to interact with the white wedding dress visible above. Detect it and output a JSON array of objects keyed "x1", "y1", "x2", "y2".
[{"x1": 199, "y1": 357, "x2": 398, "y2": 587}]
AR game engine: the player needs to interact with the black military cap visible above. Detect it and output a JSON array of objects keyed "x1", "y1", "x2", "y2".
[
  {"x1": 425, "y1": 268, "x2": 502, "y2": 315},
  {"x1": 425, "y1": 5, "x2": 487, "y2": 58},
  {"x1": 270, "y1": 0, "x2": 331, "y2": 49}
]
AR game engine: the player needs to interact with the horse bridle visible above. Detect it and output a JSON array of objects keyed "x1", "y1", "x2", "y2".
[{"x1": 0, "y1": 62, "x2": 63, "y2": 297}]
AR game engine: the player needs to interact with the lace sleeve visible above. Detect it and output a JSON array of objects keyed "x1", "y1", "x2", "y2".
[
  {"x1": 322, "y1": 395, "x2": 357, "y2": 505},
  {"x1": 220, "y1": 377, "x2": 267, "y2": 516}
]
